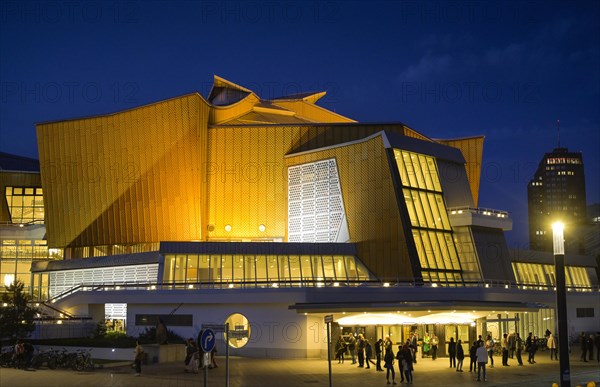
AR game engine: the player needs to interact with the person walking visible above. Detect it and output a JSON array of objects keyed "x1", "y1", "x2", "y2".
[
  {"x1": 375, "y1": 338, "x2": 384, "y2": 371},
  {"x1": 501, "y1": 333, "x2": 510, "y2": 366},
  {"x1": 547, "y1": 333, "x2": 558, "y2": 360},
  {"x1": 469, "y1": 341, "x2": 478, "y2": 372},
  {"x1": 456, "y1": 339, "x2": 464, "y2": 372},
  {"x1": 365, "y1": 339, "x2": 375, "y2": 369},
  {"x1": 515, "y1": 333, "x2": 524, "y2": 366},
  {"x1": 587, "y1": 334, "x2": 595, "y2": 361},
  {"x1": 410, "y1": 332, "x2": 418, "y2": 363},
  {"x1": 395, "y1": 345, "x2": 405, "y2": 383},
  {"x1": 485, "y1": 334, "x2": 495, "y2": 368},
  {"x1": 448, "y1": 337, "x2": 457, "y2": 368},
  {"x1": 402, "y1": 343, "x2": 414, "y2": 384},
  {"x1": 476, "y1": 341, "x2": 488, "y2": 382},
  {"x1": 335, "y1": 336, "x2": 346, "y2": 364},
  {"x1": 184, "y1": 338, "x2": 199, "y2": 373},
  {"x1": 580, "y1": 332, "x2": 588, "y2": 362},
  {"x1": 348, "y1": 334, "x2": 357, "y2": 364},
  {"x1": 422, "y1": 332, "x2": 430, "y2": 358},
  {"x1": 357, "y1": 334, "x2": 365, "y2": 367},
  {"x1": 133, "y1": 340, "x2": 144, "y2": 376},
  {"x1": 431, "y1": 334, "x2": 439, "y2": 360},
  {"x1": 526, "y1": 332, "x2": 534, "y2": 364},
  {"x1": 508, "y1": 332, "x2": 516, "y2": 359},
  {"x1": 530, "y1": 336, "x2": 538, "y2": 364},
  {"x1": 384, "y1": 346, "x2": 397, "y2": 385}
]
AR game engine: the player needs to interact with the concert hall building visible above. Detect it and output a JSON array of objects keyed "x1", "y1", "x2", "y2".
[{"x1": 2, "y1": 76, "x2": 598, "y2": 357}]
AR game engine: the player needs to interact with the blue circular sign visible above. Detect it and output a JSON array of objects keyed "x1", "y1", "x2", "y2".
[{"x1": 199, "y1": 329, "x2": 216, "y2": 352}]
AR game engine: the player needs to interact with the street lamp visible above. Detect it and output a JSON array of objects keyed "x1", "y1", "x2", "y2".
[{"x1": 552, "y1": 221, "x2": 571, "y2": 387}]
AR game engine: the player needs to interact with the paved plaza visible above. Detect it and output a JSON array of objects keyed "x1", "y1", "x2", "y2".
[{"x1": 1, "y1": 351, "x2": 598, "y2": 387}]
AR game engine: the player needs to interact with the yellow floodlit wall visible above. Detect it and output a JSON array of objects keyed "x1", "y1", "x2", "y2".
[
  {"x1": 285, "y1": 136, "x2": 414, "y2": 281},
  {"x1": 206, "y1": 124, "x2": 412, "y2": 243},
  {"x1": 36, "y1": 94, "x2": 211, "y2": 249},
  {"x1": 437, "y1": 136, "x2": 484, "y2": 206}
]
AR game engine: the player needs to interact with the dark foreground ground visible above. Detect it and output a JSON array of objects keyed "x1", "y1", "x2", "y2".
[{"x1": 1, "y1": 350, "x2": 598, "y2": 387}]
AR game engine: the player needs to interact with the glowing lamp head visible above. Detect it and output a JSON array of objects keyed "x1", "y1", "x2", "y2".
[{"x1": 552, "y1": 221, "x2": 565, "y2": 255}]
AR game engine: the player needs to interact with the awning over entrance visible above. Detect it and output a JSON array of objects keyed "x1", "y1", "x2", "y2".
[{"x1": 289, "y1": 300, "x2": 548, "y2": 325}]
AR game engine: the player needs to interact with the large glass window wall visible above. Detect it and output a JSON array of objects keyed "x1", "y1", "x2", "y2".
[
  {"x1": 394, "y1": 149, "x2": 464, "y2": 284},
  {"x1": 511, "y1": 262, "x2": 594, "y2": 290},
  {"x1": 0, "y1": 239, "x2": 59, "y2": 296},
  {"x1": 4, "y1": 187, "x2": 44, "y2": 224},
  {"x1": 163, "y1": 253, "x2": 373, "y2": 287}
]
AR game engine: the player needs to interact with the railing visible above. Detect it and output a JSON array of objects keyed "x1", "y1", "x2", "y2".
[
  {"x1": 35, "y1": 278, "x2": 599, "y2": 298},
  {"x1": 447, "y1": 206, "x2": 510, "y2": 218}
]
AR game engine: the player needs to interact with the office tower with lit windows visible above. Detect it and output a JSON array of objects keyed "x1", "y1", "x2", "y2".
[{"x1": 528, "y1": 147, "x2": 587, "y2": 253}]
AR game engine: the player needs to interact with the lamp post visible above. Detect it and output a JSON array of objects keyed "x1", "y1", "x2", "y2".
[{"x1": 552, "y1": 222, "x2": 570, "y2": 387}]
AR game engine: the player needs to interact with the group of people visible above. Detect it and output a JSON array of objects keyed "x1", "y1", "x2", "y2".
[
  {"x1": 12, "y1": 340, "x2": 35, "y2": 370},
  {"x1": 183, "y1": 337, "x2": 218, "y2": 374},
  {"x1": 579, "y1": 331, "x2": 600, "y2": 362},
  {"x1": 335, "y1": 333, "x2": 419, "y2": 384}
]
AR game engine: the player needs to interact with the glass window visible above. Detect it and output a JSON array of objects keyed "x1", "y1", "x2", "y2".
[
  {"x1": 163, "y1": 255, "x2": 174, "y2": 282},
  {"x1": 345, "y1": 256, "x2": 357, "y2": 279},
  {"x1": 244, "y1": 255, "x2": 256, "y2": 283},
  {"x1": 267, "y1": 256, "x2": 278, "y2": 282},
  {"x1": 186, "y1": 255, "x2": 198, "y2": 282},
  {"x1": 174, "y1": 255, "x2": 186, "y2": 283},
  {"x1": 255, "y1": 255, "x2": 266, "y2": 283},
  {"x1": 289, "y1": 255, "x2": 301, "y2": 280},
  {"x1": 312, "y1": 256, "x2": 324, "y2": 280},
  {"x1": 333, "y1": 256, "x2": 347, "y2": 281},
  {"x1": 322, "y1": 256, "x2": 335, "y2": 279},
  {"x1": 233, "y1": 255, "x2": 244, "y2": 282},
  {"x1": 221, "y1": 255, "x2": 233, "y2": 283},
  {"x1": 300, "y1": 255, "x2": 313, "y2": 281},
  {"x1": 198, "y1": 255, "x2": 211, "y2": 282},
  {"x1": 278, "y1": 256, "x2": 290, "y2": 282},
  {"x1": 225, "y1": 313, "x2": 251, "y2": 349}
]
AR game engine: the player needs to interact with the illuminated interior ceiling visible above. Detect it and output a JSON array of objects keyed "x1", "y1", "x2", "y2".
[{"x1": 336, "y1": 310, "x2": 518, "y2": 326}]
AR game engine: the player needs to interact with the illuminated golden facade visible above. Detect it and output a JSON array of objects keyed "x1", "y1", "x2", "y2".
[{"x1": 36, "y1": 76, "x2": 496, "y2": 283}]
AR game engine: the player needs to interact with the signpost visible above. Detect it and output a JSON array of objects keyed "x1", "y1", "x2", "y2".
[
  {"x1": 324, "y1": 315, "x2": 333, "y2": 387},
  {"x1": 201, "y1": 323, "x2": 236, "y2": 387},
  {"x1": 199, "y1": 329, "x2": 216, "y2": 387}
]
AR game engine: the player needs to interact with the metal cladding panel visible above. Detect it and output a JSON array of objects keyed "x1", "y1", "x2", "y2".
[
  {"x1": 471, "y1": 226, "x2": 516, "y2": 282},
  {"x1": 36, "y1": 94, "x2": 210, "y2": 248},
  {"x1": 0, "y1": 172, "x2": 41, "y2": 223},
  {"x1": 285, "y1": 136, "x2": 413, "y2": 282},
  {"x1": 437, "y1": 137, "x2": 484, "y2": 206}
]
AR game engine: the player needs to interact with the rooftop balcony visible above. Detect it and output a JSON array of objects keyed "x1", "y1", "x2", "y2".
[{"x1": 447, "y1": 206, "x2": 512, "y2": 231}]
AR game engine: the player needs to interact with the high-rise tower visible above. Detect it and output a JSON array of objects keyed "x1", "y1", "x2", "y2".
[{"x1": 528, "y1": 147, "x2": 587, "y2": 252}]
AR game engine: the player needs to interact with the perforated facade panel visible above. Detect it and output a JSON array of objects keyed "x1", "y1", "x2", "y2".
[{"x1": 288, "y1": 159, "x2": 348, "y2": 242}]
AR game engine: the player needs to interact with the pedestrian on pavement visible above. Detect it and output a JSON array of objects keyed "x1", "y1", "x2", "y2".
[
  {"x1": 365, "y1": 339, "x2": 375, "y2": 369},
  {"x1": 547, "y1": 333, "x2": 558, "y2": 360},
  {"x1": 402, "y1": 343, "x2": 414, "y2": 384},
  {"x1": 456, "y1": 339, "x2": 464, "y2": 372},
  {"x1": 375, "y1": 338, "x2": 384, "y2": 371},
  {"x1": 515, "y1": 333, "x2": 524, "y2": 366},
  {"x1": 501, "y1": 333, "x2": 510, "y2": 366},
  {"x1": 348, "y1": 334, "x2": 357, "y2": 364},
  {"x1": 485, "y1": 334, "x2": 495, "y2": 368},
  {"x1": 431, "y1": 334, "x2": 439, "y2": 360},
  {"x1": 476, "y1": 341, "x2": 488, "y2": 382},
  {"x1": 469, "y1": 341, "x2": 478, "y2": 372},
  {"x1": 357, "y1": 333, "x2": 365, "y2": 367},
  {"x1": 384, "y1": 346, "x2": 397, "y2": 385},
  {"x1": 133, "y1": 340, "x2": 144, "y2": 376},
  {"x1": 448, "y1": 337, "x2": 457, "y2": 368},
  {"x1": 580, "y1": 332, "x2": 588, "y2": 362}
]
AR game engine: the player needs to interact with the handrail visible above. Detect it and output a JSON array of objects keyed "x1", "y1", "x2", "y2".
[{"x1": 447, "y1": 206, "x2": 510, "y2": 217}]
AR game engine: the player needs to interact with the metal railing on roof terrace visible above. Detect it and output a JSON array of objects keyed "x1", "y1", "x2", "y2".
[
  {"x1": 447, "y1": 206, "x2": 510, "y2": 218},
  {"x1": 38, "y1": 279, "x2": 598, "y2": 301}
]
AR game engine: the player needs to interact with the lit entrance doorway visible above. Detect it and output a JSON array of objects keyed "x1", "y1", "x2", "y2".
[{"x1": 335, "y1": 323, "x2": 477, "y2": 359}]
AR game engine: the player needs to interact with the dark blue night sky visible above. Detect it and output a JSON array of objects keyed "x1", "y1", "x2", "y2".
[{"x1": 1, "y1": 1, "x2": 598, "y2": 248}]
